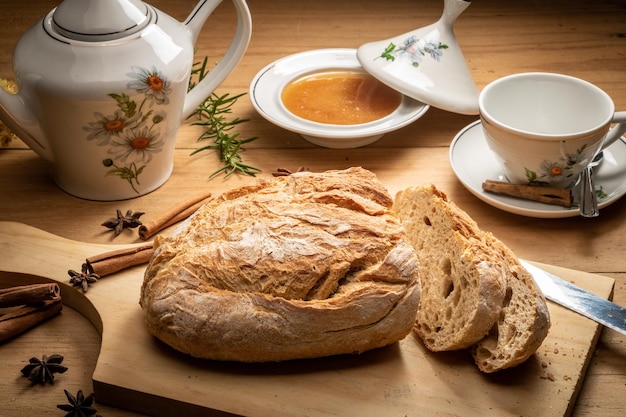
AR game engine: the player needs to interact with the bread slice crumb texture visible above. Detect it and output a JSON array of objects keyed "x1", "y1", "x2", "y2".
[
  {"x1": 470, "y1": 234, "x2": 551, "y2": 372},
  {"x1": 393, "y1": 185, "x2": 507, "y2": 351}
]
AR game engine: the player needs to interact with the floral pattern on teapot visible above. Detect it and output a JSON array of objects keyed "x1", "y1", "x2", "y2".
[{"x1": 83, "y1": 66, "x2": 171, "y2": 194}]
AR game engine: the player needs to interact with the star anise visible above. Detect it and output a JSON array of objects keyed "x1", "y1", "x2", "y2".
[
  {"x1": 57, "y1": 389, "x2": 99, "y2": 417},
  {"x1": 20, "y1": 354, "x2": 68, "y2": 385},
  {"x1": 68, "y1": 263, "x2": 100, "y2": 293},
  {"x1": 102, "y1": 209, "x2": 144, "y2": 236}
]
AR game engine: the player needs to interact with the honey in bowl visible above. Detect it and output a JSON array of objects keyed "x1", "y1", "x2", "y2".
[{"x1": 281, "y1": 70, "x2": 402, "y2": 125}]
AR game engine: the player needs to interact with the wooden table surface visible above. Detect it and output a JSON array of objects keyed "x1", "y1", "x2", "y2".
[{"x1": 0, "y1": 0, "x2": 624, "y2": 416}]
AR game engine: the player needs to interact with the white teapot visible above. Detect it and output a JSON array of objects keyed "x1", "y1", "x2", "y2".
[{"x1": 0, "y1": 0, "x2": 252, "y2": 200}]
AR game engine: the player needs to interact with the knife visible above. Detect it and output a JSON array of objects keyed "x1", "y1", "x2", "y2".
[{"x1": 521, "y1": 260, "x2": 626, "y2": 335}]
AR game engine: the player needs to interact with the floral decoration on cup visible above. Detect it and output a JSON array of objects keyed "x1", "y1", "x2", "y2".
[{"x1": 524, "y1": 145, "x2": 586, "y2": 186}]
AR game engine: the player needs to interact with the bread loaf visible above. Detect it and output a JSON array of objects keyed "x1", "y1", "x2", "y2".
[
  {"x1": 393, "y1": 185, "x2": 550, "y2": 372},
  {"x1": 140, "y1": 167, "x2": 421, "y2": 362}
]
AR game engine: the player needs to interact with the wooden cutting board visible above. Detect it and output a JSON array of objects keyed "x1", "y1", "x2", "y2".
[{"x1": 0, "y1": 221, "x2": 613, "y2": 417}]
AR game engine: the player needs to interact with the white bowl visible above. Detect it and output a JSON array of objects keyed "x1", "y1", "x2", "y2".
[{"x1": 249, "y1": 48, "x2": 429, "y2": 149}]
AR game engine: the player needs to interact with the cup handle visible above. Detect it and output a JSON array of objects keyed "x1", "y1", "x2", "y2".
[{"x1": 602, "y1": 111, "x2": 626, "y2": 149}]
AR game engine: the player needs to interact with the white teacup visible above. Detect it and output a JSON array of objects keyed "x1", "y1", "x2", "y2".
[{"x1": 479, "y1": 72, "x2": 626, "y2": 188}]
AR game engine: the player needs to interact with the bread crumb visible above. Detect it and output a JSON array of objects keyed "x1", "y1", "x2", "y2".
[{"x1": 539, "y1": 373, "x2": 556, "y2": 381}]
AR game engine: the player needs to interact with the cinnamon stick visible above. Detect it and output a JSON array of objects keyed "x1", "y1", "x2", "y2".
[
  {"x1": 139, "y1": 190, "x2": 212, "y2": 240},
  {"x1": 0, "y1": 283, "x2": 61, "y2": 308},
  {"x1": 482, "y1": 180, "x2": 573, "y2": 207},
  {"x1": 0, "y1": 299, "x2": 62, "y2": 343},
  {"x1": 86, "y1": 191, "x2": 217, "y2": 276},
  {"x1": 85, "y1": 243, "x2": 155, "y2": 277}
]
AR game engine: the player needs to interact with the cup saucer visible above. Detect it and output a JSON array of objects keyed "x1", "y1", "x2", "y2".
[{"x1": 449, "y1": 120, "x2": 626, "y2": 218}]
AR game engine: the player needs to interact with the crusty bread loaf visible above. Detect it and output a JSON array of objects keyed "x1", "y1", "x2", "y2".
[
  {"x1": 393, "y1": 185, "x2": 550, "y2": 372},
  {"x1": 140, "y1": 167, "x2": 421, "y2": 362}
]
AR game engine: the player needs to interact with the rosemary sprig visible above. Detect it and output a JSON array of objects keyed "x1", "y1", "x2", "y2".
[{"x1": 188, "y1": 56, "x2": 260, "y2": 178}]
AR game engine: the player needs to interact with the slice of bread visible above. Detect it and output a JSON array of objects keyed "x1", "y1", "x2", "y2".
[
  {"x1": 470, "y1": 233, "x2": 551, "y2": 372},
  {"x1": 392, "y1": 185, "x2": 507, "y2": 351},
  {"x1": 393, "y1": 185, "x2": 550, "y2": 372}
]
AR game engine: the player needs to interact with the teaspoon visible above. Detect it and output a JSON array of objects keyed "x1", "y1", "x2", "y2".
[{"x1": 579, "y1": 152, "x2": 603, "y2": 218}]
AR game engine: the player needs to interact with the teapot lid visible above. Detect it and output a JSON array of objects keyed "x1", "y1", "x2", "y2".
[
  {"x1": 51, "y1": 0, "x2": 152, "y2": 42},
  {"x1": 356, "y1": 0, "x2": 479, "y2": 115}
]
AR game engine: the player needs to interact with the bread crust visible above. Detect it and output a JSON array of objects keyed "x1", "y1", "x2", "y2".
[{"x1": 140, "y1": 167, "x2": 421, "y2": 362}]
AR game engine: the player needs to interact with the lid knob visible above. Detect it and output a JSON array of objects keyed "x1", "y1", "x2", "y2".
[{"x1": 52, "y1": 0, "x2": 151, "y2": 41}]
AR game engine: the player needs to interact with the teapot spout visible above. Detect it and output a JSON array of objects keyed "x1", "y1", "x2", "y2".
[{"x1": 0, "y1": 88, "x2": 52, "y2": 162}]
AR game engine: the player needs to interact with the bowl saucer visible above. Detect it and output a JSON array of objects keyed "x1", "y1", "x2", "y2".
[{"x1": 249, "y1": 48, "x2": 429, "y2": 149}]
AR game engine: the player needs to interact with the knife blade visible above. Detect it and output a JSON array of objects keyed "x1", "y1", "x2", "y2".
[{"x1": 520, "y1": 260, "x2": 626, "y2": 335}]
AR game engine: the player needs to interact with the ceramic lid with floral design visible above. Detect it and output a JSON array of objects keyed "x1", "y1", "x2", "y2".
[{"x1": 356, "y1": 0, "x2": 478, "y2": 115}]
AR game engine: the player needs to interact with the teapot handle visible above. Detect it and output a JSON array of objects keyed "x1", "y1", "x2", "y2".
[{"x1": 182, "y1": 0, "x2": 252, "y2": 118}]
